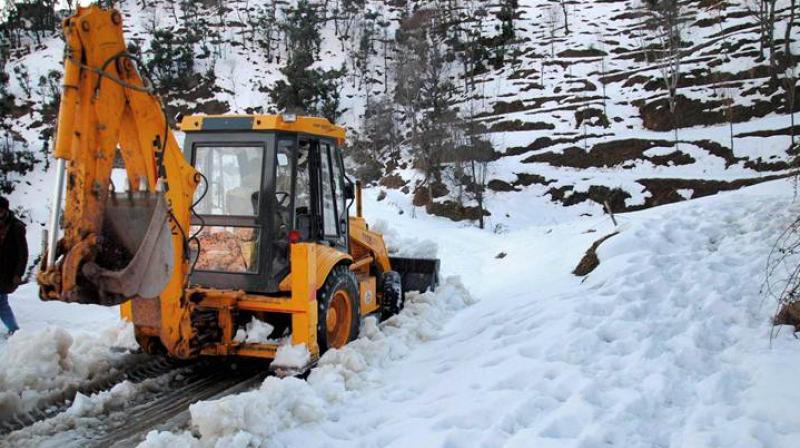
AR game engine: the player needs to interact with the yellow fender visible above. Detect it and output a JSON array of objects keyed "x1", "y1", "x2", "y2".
[{"x1": 279, "y1": 244, "x2": 353, "y2": 292}]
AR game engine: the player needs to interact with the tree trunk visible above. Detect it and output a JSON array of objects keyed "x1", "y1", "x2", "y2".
[
  {"x1": 768, "y1": 0, "x2": 777, "y2": 83},
  {"x1": 785, "y1": 0, "x2": 797, "y2": 71}
]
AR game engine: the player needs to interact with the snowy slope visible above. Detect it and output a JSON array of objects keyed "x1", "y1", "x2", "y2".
[
  {"x1": 3, "y1": 0, "x2": 799, "y2": 232},
  {"x1": 127, "y1": 179, "x2": 800, "y2": 447}
]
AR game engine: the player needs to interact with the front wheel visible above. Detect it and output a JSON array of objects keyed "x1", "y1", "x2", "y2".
[
  {"x1": 317, "y1": 265, "x2": 360, "y2": 353},
  {"x1": 380, "y1": 271, "x2": 404, "y2": 320}
]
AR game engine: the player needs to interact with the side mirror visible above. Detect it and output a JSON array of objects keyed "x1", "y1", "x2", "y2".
[{"x1": 344, "y1": 179, "x2": 355, "y2": 200}]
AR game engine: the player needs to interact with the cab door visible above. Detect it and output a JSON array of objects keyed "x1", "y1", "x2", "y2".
[{"x1": 317, "y1": 140, "x2": 348, "y2": 251}]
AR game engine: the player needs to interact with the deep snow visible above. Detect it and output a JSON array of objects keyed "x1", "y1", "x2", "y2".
[
  {"x1": 2, "y1": 180, "x2": 800, "y2": 447},
  {"x1": 0, "y1": 289, "x2": 137, "y2": 419},
  {"x1": 134, "y1": 179, "x2": 799, "y2": 447}
]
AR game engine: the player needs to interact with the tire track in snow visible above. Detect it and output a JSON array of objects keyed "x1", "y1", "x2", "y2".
[{"x1": 138, "y1": 277, "x2": 475, "y2": 447}]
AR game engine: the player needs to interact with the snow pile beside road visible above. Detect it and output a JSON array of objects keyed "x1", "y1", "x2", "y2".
[
  {"x1": 139, "y1": 277, "x2": 474, "y2": 447},
  {"x1": 259, "y1": 182, "x2": 800, "y2": 448},
  {"x1": 0, "y1": 322, "x2": 136, "y2": 418}
]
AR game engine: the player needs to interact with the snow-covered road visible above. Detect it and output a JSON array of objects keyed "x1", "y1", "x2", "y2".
[
  {"x1": 254, "y1": 183, "x2": 800, "y2": 448},
  {"x1": 2, "y1": 180, "x2": 800, "y2": 448}
]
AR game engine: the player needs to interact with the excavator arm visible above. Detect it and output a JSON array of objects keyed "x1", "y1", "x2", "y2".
[{"x1": 38, "y1": 4, "x2": 198, "y2": 349}]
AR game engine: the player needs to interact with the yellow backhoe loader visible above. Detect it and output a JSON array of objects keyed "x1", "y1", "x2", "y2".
[{"x1": 37, "y1": 5, "x2": 439, "y2": 373}]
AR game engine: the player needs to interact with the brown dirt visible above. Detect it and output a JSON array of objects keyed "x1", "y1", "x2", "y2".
[
  {"x1": 513, "y1": 173, "x2": 555, "y2": 187},
  {"x1": 610, "y1": 11, "x2": 648, "y2": 21},
  {"x1": 575, "y1": 108, "x2": 610, "y2": 129},
  {"x1": 637, "y1": 92, "x2": 797, "y2": 132},
  {"x1": 506, "y1": 134, "x2": 601, "y2": 156},
  {"x1": 431, "y1": 181, "x2": 449, "y2": 199},
  {"x1": 774, "y1": 302, "x2": 800, "y2": 330},
  {"x1": 633, "y1": 174, "x2": 794, "y2": 210},
  {"x1": 380, "y1": 174, "x2": 407, "y2": 189},
  {"x1": 743, "y1": 157, "x2": 794, "y2": 172},
  {"x1": 426, "y1": 200, "x2": 489, "y2": 222},
  {"x1": 413, "y1": 188, "x2": 430, "y2": 207},
  {"x1": 558, "y1": 48, "x2": 607, "y2": 58},
  {"x1": 693, "y1": 139, "x2": 744, "y2": 167},
  {"x1": 641, "y1": 66, "x2": 771, "y2": 92},
  {"x1": 573, "y1": 232, "x2": 620, "y2": 276},
  {"x1": 547, "y1": 185, "x2": 632, "y2": 212},
  {"x1": 488, "y1": 120, "x2": 555, "y2": 133},
  {"x1": 488, "y1": 179, "x2": 518, "y2": 192},
  {"x1": 523, "y1": 138, "x2": 693, "y2": 169},
  {"x1": 735, "y1": 124, "x2": 800, "y2": 139}
]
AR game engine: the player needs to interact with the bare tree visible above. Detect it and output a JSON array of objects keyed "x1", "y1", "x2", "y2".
[
  {"x1": 544, "y1": 4, "x2": 561, "y2": 58},
  {"x1": 597, "y1": 35, "x2": 608, "y2": 119},
  {"x1": 645, "y1": 0, "x2": 684, "y2": 146},
  {"x1": 558, "y1": 0, "x2": 569, "y2": 35},
  {"x1": 712, "y1": 0, "x2": 736, "y2": 152},
  {"x1": 745, "y1": 0, "x2": 781, "y2": 82},
  {"x1": 786, "y1": 67, "x2": 798, "y2": 147},
  {"x1": 784, "y1": 0, "x2": 798, "y2": 146}
]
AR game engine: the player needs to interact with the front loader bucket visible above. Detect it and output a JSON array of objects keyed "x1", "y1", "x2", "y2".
[
  {"x1": 389, "y1": 257, "x2": 440, "y2": 293},
  {"x1": 81, "y1": 192, "x2": 175, "y2": 305}
]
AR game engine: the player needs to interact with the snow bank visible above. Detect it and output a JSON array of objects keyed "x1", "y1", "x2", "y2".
[
  {"x1": 0, "y1": 322, "x2": 136, "y2": 418},
  {"x1": 139, "y1": 277, "x2": 474, "y2": 447}
]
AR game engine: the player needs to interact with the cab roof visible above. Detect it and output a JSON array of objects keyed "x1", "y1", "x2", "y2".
[{"x1": 180, "y1": 114, "x2": 346, "y2": 146}]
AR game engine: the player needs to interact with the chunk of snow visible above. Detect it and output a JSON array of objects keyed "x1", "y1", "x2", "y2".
[
  {"x1": 233, "y1": 317, "x2": 275, "y2": 344},
  {"x1": 370, "y1": 218, "x2": 439, "y2": 258},
  {"x1": 66, "y1": 381, "x2": 138, "y2": 417},
  {"x1": 273, "y1": 342, "x2": 311, "y2": 369}
]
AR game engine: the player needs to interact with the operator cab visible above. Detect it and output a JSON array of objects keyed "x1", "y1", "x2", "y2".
[{"x1": 180, "y1": 115, "x2": 351, "y2": 294}]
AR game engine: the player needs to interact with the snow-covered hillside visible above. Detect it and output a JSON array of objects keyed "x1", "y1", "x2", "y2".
[{"x1": 2, "y1": 0, "x2": 799, "y2": 234}]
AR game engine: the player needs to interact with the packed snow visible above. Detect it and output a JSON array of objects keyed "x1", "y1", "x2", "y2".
[
  {"x1": 0, "y1": 301, "x2": 137, "y2": 419},
  {"x1": 133, "y1": 179, "x2": 799, "y2": 447},
  {"x1": 3, "y1": 174, "x2": 800, "y2": 447},
  {"x1": 139, "y1": 277, "x2": 475, "y2": 447},
  {"x1": 370, "y1": 218, "x2": 439, "y2": 259},
  {"x1": 0, "y1": 373, "x2": 176, "y2": 447}
]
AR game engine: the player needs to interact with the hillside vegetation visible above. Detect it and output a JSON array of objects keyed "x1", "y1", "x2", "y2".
[{"x1": 1, "y1": 0, "x2": 798, "y2": 229}]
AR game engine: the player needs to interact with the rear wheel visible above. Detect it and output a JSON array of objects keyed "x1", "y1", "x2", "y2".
[{"x1": 317, "y1": 265, "x2": 360, "y2": 353}]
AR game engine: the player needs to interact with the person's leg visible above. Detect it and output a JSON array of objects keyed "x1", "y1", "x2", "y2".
[{"x1": 0, "y1": 292, "x2": 20, "y2": 333}]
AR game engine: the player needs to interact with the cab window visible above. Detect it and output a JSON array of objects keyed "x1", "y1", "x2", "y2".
[
  {"x1": 194, "y1": 145, "x2": 264, "y2": 217},
  {"x1": 319, "y1": 143, "x2": 338, "y2": 237}
]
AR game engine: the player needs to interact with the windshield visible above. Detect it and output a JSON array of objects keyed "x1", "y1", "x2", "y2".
[{"x1": 193, "y1": 145, "x2": 264, "y2": 216}]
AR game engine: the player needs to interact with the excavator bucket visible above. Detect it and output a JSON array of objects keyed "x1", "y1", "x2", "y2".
[
  {"x1": 81, "y1": 192, "x2": 175, "y2": 305},
  {"x1": 389, "y1": 256, "x2": 440, "y2": 293}
]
